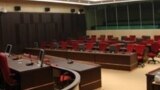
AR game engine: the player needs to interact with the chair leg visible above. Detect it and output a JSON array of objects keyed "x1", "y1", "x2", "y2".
[
  {"x1": 138, "y1": 62, "x2": 145, "y2": 68},
  {"x1": 148, "y1": 57, "x2": 160, "y2": 64}
]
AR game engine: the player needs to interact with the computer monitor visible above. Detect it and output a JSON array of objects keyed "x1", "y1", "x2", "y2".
[
  {"x1": 5, "y1": 44, "x2": 12, "y2": 56},
  {"x1": 38, "y1": 49, "x2": 45, "y2": 67}
]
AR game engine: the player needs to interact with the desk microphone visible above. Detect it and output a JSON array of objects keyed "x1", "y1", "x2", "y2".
[{"x1": 66, "y1": 58, "x2": 73, "y2": 64}]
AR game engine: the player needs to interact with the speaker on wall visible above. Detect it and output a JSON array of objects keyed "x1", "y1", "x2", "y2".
[
  {"x1": 14, "y1": 6, "x2": 21, "y2": 11},
  {"x1": 71, "y1": 9, "x2": 75, "y2": 13},
  {"x1": 79, "y1": 9, "x2": 84, "y2": 14},
  {"x1": 45, "y1": 7, "x2": 50, "y2": 12}
]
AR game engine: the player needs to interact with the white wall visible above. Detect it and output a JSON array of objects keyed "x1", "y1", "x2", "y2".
[
  {"x1": 87, "y1": 29, "x2": 160, "y2": 39},
  {"x1": 0, "y1": 1, "x2": 83, "y2": 13}
]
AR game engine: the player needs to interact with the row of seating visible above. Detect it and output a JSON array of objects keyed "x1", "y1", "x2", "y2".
[{"x1": 87, "y1": 35, "x2": 160, "y2": 41}]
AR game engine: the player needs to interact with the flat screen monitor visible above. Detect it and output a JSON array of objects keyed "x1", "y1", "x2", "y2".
[
  {"x1": 5, "y1": 44, "x2": 12, "y2": 56},
  {"x1": 38, "y1": 49, "x2": 45, "y2": 67}
]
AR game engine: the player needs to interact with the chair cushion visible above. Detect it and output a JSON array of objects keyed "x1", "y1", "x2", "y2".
[{"x1": 148, "y1": 53, "x2": 156, "y2": 57}]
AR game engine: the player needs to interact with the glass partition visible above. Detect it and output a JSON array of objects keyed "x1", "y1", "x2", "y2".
[{"x1": 85, "y1": 1, "x2": 160, "y2": 30}]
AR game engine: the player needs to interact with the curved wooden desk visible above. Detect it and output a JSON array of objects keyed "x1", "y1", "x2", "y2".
[
  {"x1": 8, "y1": 54, "x2": 101, "y2": 90},
  {"x1": 48, "y1": 56, "x2": 101, "y2": 90}
]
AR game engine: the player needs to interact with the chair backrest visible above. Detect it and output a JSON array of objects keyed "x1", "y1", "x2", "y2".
[
  {"x1": 71, "y1": 41, "x2": 79, "y2": 50},
  {"x1": 98, "y1": 35, "x2": 106, "y2": 41},
  {"x1": 151, "y1": 42, "x2": 160, "y2": 53},
  {"x1": 129, "y1": 35, "x2": 136, "y2": 41},
  {"x1": 0, "y1": 53, "x2": 12, "y2": 84},
  {"x1": 154, "y1": 35, "x2": 160, "y2": 41},
  {"x1": 121, "y1": 36, "x2": 127, "y2": 41},
  {"x1": 85, "y1": 43, "x2": 94, "y2": 51},
  {"x1": 60, "y1": 41, "x2": 68, "y2": 50},
  {"x1": 142, "y1": 35, "x2": 150, "y2": 40},
  {"x1": 126, "y1": 44, "x2": 135, "y2": 52},
  {"x1": 40, "y1": 42, "x2": 47, "y2": 49},
  {"x1": 107, "y1": 35, "x2": 113, "y2": 40},
  {"x1": 134, "y1": 45, "x2": 145, "y2": 56},
  {"x1": 99, "y1": 42, "x2": 108, "y2": 52}
]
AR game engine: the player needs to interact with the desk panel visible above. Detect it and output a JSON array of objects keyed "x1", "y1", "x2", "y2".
[
  {"x1": 146, "y1": 68, "x2": 160, "y2": 90},
  {"x1": 49, "y1": 56, "x2": 101, "y2": 90},
  {"x1": 8, "y1": 59, "x2": 54, "y2": 90},
  {"x1": 24, "y1": 48, "x2": 137, "y2": 71}
]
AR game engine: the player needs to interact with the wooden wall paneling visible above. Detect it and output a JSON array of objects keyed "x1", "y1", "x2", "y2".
[
  {"x1": 50, "y1": 13, "x2": 54, "y2": 23},
  {"x1": 1, "y1": 13, "x2": 16, "y2": 47},
  {"x1": 63, "y1": 14, "x2": 72, "y2": 39},
  {"x1": 45, "y1": 23, "x2": 56, "y2": 41},
  {"x1": 51, "y1": 23, "x2": 56, "y2": 40},
  {"x1": 0, "y1": 12, "x2": 86, "y2": 52},
  {"x1": 0, "y1": 13, "x2": 3, "y2": 50},
  {"x1": 9, "y1": 12, "x2": 21, "y2": 24},
  {"x1": 41, "y1": 13, "x2": 51, "y2": 23},
  {"x1": 28, "y1": 24, "x2": 36, "y2": 47},
  {"x1": 22, "y1": 13, "x2": 31, "y2": 23},
  {"x1": 32, "y1": 13, "x2": 41, "y2": 23},
  {"x1": 72, "y1": 14, "x2": 79, "y2": 38},
  {"x1": 45, "y1": 23, "x2": 51, "y2": 42},
  {"x1": 18, "y1": 24, "x2": 29, "y2": 49},
  {"x1": 78, "y1": 14, "x2": 86, "y2": 37},
  {"x1": 37, "y1": 23, "x2": 45, "y2": 42},
  {"x1": 54, "y1": 13, "x2": 63, "y2": 40}
]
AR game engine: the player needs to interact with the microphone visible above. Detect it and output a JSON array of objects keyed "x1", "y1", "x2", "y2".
[
  {"x1": 66, "y1": 58, "x2": 73, "y2": 64},
  {"x1": 26, "y1": 54, "x2": 34, "y2": 66},
  {"x1": 39, "y1": 49, "x2": 45, "y2": 67}
]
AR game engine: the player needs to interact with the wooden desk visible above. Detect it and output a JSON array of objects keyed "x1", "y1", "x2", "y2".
[
  {"x1": 95, "y1": 52, "x2": 137, "y2": 70},
  {"x1": 25, "y1": 48, "x2": 137, "y2": 71},
  {"x1": 146, "y1": 68, "x2": 160, "y2": 90},
  {"x1": 49, "y1": 56, "x2": 101, "y2": 90},
  {"x1": 152, "y1": 82, "x2": 160, "y2": 90},
  {"x1": 8, "y1": 58, "x2": 54, "y2": 90}
]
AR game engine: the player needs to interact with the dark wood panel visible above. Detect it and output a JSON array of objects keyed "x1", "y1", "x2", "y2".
[
  {"x1": 22, "y1": 13, "x2": 31, "y2": 23},
  {"x1": 32, "y1": 13, "x2": 41, "y2": 23},
  {"x1": 63, "y1": 14, "x2": 72, "y2": 38},
  {"x1": 37, "y1": 23, "x2": 46, "y2": 42},
  {"x1": 41, "y1": 13, "x2": 52, "y2": 23},
  {"x1": 0, "y1": 12, "x2": 86, "y2": 52}
]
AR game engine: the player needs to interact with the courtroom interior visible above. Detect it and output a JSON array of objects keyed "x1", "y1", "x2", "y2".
[{"x1": 1, "y1": 0, "x2": 160, "y2": 90}]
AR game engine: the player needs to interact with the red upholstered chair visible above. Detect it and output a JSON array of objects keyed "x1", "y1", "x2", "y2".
[
  {"x1": 71, "y1": 41, "x2": 79, "y2": 50},
  {"x1": 129, "y1": 35, "x2": 136, "y2": 41},
  {"x1": 148, "y1": 42, "x2": 160, "y2": 64},
  {"x1": 99, "y1": 42, "x2": 108, "y2": 52},
  {"x1": 134, "y1": 45, "x2": 146, "y2": 67},
  {"x1": 40, "y1": 42, "x2": 47, "y2": 49},
  {"x1": 154, "y1": 35, "x2": 160, "y2": 41},
  {"x1": 141, "y1": 39, "x2": 154, "y2": 46},
  {"x1": 58, "y1": 72, "x2": 72, "y2": 89},
  {"x1": 85, "y1": 43, "x2": 94, "y2": 51},
  {"x1": 107, "y1": 35, "x2": 113, "y2": 40},
  {"x1": 91, "y1": 35, "x2": 97, "y2": 42},
  {"x1": 126, "y1": 44, "x2": 135, "y2": 53},
  {"x1": 142, "y1": 35, "x2": 151, "y2": 41},
  {"x1": 60, "y1": 41, "x2": 68, "y2": 50},
  {"x1": 98, "y1": 35, "x2": 106, "y2": 41},
  {"x1": 0, "y1": 53, "x2": 17, "y2": 90}
]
